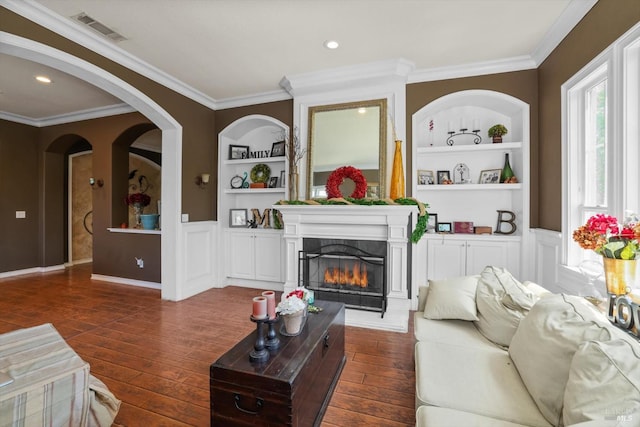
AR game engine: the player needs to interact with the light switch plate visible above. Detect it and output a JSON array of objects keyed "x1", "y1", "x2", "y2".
[
  {"x1": 16, "y1": 211, "x2": 26, "y2": 219},
  {"x1": 181, "y1": 214, "x2": 189, "y2": 222}
]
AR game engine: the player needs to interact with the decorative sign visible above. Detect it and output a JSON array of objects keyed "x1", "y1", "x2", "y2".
[
  {"x1": 606, "y1": 293, "x2": 640, "y2": 339},
  {"x1": 249, "y1": 150, "x2": 271, "y2": 159}
]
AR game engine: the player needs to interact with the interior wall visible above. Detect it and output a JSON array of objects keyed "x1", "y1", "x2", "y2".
[
  {"x1": 537, "y1": 0, "x2": 640, "y2": 231},
  {"x1": 215, "y1": 101, "x2": 294, "y2": 142}
]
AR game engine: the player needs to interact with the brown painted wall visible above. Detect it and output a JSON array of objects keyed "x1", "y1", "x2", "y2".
[
  {"x1": 537, "y1": 0, "x2": 640, "y2": 231},
  {"x1": 0, "y1": 120, "x2": 40, "y2": 271},
  {"x1": 407, "y1": 70, "x2": 539, "y2": 225},
  {"x1": 215, "y1": 101, "x2": 294, "y2": 137}
]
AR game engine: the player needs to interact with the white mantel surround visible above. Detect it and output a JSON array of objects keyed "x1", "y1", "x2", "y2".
[{"x1": 277, "y1": 204, "x2": 416, "y2": 333}]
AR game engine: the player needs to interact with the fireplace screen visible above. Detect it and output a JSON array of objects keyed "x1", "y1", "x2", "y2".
[{"x1": 299, "y1": 240, "x2": 386, "y2": 316}]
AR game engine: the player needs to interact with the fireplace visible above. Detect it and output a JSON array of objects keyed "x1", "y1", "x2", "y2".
[{"x1": 299, "y1": 239, "x2": 386, "y2": 316}]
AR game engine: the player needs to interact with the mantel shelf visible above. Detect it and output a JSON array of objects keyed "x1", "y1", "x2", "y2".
[
  {"x1": 416, "y1": 141, "x2": 522, "y2": 154},
  {"x1": 416, "y1": 183, "x2": 522, "y2": 191}
]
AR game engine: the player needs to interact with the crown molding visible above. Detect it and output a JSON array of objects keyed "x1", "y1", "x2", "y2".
[
  {"x1": 0, "y1": 103, "x2": 135, "y2": 127},
  {"x1": 215, "y1": 89, "x2": 292, "y2": 110},
  {"x1": 408, "y1": 55, "x2": 537, "y2": 84},
  {"x1": 281, "y1": 58, "x2": 415, "y2": 97},
  {"x1": 531, "y1": 0, "x2": 598, "y2": 65},
  {"x1": 3, "y1": 0, "x2": 219, "y2": 110}
]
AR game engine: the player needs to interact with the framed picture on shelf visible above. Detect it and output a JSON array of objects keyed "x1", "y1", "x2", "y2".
[
  {"x1": 270, "y1": 141, "x2": 285, "y2": 157},
  {"x1": 229, "y1": 145, "x2": 250, "y2": 160},
  {"x1": 437, "y1": 222, "x2": 452, "y2": 233},
  {"x1": 427, "y1": 213, "x2": 438, "y2": 233},
  {"x1": 437, "y1": 170, "x2": 451, "y2": 184},
  {"x1": 417, "y1": 170, "x2": 434, "y2": 185},
  {"x1": 479, "y1": 169, "x2": 501, "y2": 184},
  {"x1": 268, "y1": 176, "x2": 278, "y2": 188},
  {"x1": 280, "y1": 170, "x2": 285, "y2": 187},
  {"x1": 229, "y1": 209, "x2": 247, "y2": 228}
]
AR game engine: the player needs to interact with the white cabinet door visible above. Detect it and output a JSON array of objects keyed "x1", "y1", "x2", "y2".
[
  {"x1": 466, "y1": 240, "x2": 520, "y2": 278},
  {"x1": 254, "y1": 232, "x2": 282, "y2": 282},
  {"x1": 427, "y1": 239, "x2": 466, "y2": 280},
  {"x1": 228, "y1": 231, "x2": 255, "y2": 279}
]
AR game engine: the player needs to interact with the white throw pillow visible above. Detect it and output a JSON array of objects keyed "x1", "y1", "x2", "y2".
[
  {"x1": 424, "y1": 275, "x2": 479, "y2": 321},
  {"x1": 509, "y1": 294, "x2": 614, "y2": 426},
  {"x1": 564, "y1": 339, "x2": 640, "y2": 425},
  {"x1": 474, "y1": 266, "x2": 541, "y2": 347}
]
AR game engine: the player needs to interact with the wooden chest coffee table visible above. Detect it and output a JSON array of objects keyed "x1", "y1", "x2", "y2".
[{"x1": 210, "y1": 300, "x2": 345, "y2": 426}]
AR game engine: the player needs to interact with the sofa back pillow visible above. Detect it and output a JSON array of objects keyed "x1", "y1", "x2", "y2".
[
  {"x1": 474, "y1": 266, "x2": 542, "y2": 347},
  {"x1": 509, "y1": 294, "x2": 614, "y2": 426},
  {"x1": 563, "y1": 339, "x2": 640, "y2": 425},
  {"x1": 423, "y1": 275, "x2": 479, "y2": 321}
]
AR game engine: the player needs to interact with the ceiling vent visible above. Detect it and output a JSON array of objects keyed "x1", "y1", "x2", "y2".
[{"x1": 71, "y1": 12, "x2": 127, "y2": 42}]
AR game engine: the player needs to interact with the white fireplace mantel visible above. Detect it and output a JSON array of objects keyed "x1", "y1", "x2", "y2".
[{"x1": 276, "y1": 204, "x2": 415, "y2": 332}]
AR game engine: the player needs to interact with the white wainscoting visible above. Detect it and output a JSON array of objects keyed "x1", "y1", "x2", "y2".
[
  {"x1": 529, "y1": 228, "x2": 562, "y2": 290},
  {"x1": 178, "y1": 221, "x2": 220, "y2": 300}
]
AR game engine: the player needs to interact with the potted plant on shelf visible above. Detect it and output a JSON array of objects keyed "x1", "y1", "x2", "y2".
[{"x1": 487, "y1": 124, "x2": 508, "y2": 143}]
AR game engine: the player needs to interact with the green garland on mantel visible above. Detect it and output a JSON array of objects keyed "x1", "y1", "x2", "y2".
[{"x1": 275, "y1": 197, "x2": 430, "y2": 243}]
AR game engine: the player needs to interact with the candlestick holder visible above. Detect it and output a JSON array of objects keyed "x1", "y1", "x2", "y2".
[
  {"x1": 249, "y1": 315, "x2": 269, "y2": 363},
  {"x1": 265, "y1": 316, "x2": 280, "y2": 350},
  {"x1": 446, "y1": 129, "x2": 482, "y2": 146}
]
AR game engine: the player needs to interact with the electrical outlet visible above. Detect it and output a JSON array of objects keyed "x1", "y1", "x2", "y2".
[
  {"x1": 16, "y1": 211, "x2": 26, "y2": 219},
  {"x1": 135, "y1": 257, "x2": 144, "y2": 268},
  {"x1": 181, "y1": 213, "x2": 189, "y2": 222}
]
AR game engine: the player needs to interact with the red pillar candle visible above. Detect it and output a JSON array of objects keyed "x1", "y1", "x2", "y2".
[
  {"x1": 262, "y1": 291, "x2": 276, "y2": 319},
  {"x1": 252, "y1": 296, "x2": 267, "y2": 319}
]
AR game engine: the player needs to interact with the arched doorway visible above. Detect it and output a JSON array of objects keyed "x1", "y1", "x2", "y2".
[{"x1": 1, "y1": 32, "x2": 182, "y2": 300}]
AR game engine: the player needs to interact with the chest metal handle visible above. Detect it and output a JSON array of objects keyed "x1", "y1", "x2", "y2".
[{"x1": 234, "y1": 394, "x2": 264, "y2": 415}]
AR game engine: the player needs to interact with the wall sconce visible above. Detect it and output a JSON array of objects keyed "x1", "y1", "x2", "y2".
[
  {"x1": 195, "y1": 173, "x2": 210, "y2": 188},
  {"x1": 89, "y1": 177, "x2": 104, "y2": 189}
]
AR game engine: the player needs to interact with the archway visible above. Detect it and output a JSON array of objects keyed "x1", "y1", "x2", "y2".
[{"x1": 0, "y1": 32, "x2": 182, "y2": 300}]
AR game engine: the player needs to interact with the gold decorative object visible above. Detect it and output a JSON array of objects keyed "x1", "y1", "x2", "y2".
[
  {"x1": 603, "y1": 257, "x2": 638, "y2": 296},
  {"x1": 390, "y1": 140, "x2": 405, "y2": 199}
]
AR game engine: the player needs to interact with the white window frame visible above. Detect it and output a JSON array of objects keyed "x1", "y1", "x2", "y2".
[{"x1": 561, "y1": 23, "x2": 640, "y2": 284}]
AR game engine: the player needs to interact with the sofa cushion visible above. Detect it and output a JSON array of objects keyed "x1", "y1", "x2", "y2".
[
  {"x1": 474, "y1": 266, "x2": 542, "y2": 347},
  {"x1": 416, "y1": 405, "x2": 535, "y2": 427},
  {"x1": 414, "y1": 312, "x2": 499, "y2": 349},
  {"x1": 415, "y1": 341, "x2": 551, "y2": 427},
  {"x1": 563, "y1": 339, "x2": 640, "y2": 425},
  {"x1": 424, "y1": 275, "x2": 479, "y2": 321},
  {"x1": 509, "y1": 294, "x2": 615, "y2": 426}
]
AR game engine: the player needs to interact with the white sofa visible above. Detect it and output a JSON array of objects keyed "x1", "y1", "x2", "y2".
[{"x1": 414, "y1": 266, "x2": 640, "y2": 427}]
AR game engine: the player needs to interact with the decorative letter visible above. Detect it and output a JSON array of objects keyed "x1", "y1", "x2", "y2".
[
  {"x1": 251, "y1": 208, "x2": 271, "y2": 228},
  {"x1": 495, "y1": 210, "x2": 517, "y2": 235}
]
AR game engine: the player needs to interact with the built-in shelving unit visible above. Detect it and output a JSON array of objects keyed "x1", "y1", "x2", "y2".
[
  {"x1": 412, "y1": 89, "x2": 530, "y2": 280},
  {"x1": 217, "y1": 115, "x2": 289, "y2": 286}
]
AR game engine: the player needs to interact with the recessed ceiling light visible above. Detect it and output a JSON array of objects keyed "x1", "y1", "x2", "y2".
[
  {"x1": 324, "y1": 40, "x2": 339, "y2": 50},
  {"x1": 35, "y1": 75, "x2": 52, "y2": 84}
]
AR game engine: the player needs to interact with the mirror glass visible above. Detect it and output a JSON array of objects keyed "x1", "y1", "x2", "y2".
[{"x1": 307, "y1": 99, "x2": 387, "y2": 198}]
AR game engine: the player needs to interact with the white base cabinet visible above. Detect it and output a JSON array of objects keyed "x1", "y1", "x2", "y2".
[
  {"x1": 226, "y1": 229, "x2": 282, "y2": 282},
  {"x1": 426, "y1": 235, "x2": 520, "y2": 280}
]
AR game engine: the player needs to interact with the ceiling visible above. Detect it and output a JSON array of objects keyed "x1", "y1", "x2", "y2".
[{"x1": 0, "y1": 0, "x2": 595, "y2": 126}]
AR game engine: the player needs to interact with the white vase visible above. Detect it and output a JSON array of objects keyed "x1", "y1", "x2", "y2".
[{"x1": 282, "y1": 310, "x2": 305, "y2": 335}]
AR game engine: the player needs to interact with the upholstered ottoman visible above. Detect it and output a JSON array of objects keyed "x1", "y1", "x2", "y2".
[{"x1": 0, "y1": 323, "x2": 119, "y2": 426}]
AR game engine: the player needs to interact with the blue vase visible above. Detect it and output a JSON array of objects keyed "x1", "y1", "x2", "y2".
[{"x1": 140, "y1": 214, "x2": 159, "y2": 230}]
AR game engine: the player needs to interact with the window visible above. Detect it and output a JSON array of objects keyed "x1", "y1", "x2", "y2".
[{"x1": 563, "y1": 24, "x2": 640, "y2": 267}]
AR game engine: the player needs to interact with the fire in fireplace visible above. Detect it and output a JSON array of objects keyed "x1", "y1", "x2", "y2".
[{"x1": 299, "y1": 239, "x2": 387, "y2": 316}]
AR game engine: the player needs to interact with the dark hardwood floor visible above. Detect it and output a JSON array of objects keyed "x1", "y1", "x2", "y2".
[{"x1": 0, "y1": 264, "x2": 415, "y2": 426}]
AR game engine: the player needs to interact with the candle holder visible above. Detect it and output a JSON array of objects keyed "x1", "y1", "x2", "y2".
[
  {"x1": 446, "y1": 129, "x2": 482, "y2": 146},
  {"x1": 265, "y1": 316, "x2": 280, "y2": 350},
  {"x1": 249, "y1": 315, "x2": 269, "y2": 363}
]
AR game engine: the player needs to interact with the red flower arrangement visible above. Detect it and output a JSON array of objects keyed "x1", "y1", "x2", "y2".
[
  {"x1": 573, "y1": 213, "x2": 640, "y2": 259},
  {"x1": 126, "y1": 192, "x2": 151, "y2": 207},
  {"x1": 325, "y1": 166, "x2": 367, "y2": 199}
]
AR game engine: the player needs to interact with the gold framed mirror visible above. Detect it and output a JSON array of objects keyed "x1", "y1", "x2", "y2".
[{"x1": 306, "y1": 99, "x2": 387, "y2": 199}]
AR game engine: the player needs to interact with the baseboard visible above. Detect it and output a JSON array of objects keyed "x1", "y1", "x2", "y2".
[
  {"x1": 91, "y1": 274, "x2": 161, "y2": 290},
  {"x1": 0, "y1": 264, "x2": 65, "y2": 279}
]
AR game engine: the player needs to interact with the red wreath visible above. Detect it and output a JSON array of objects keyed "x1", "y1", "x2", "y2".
[{"x1": 325, "y1": 166, "x2": 368, "y2": 199}]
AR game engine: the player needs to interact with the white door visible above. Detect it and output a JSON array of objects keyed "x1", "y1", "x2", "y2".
[
  {"x1": 227, "y1": 231, "x2": 255, "y2": 279},
  {"x1": 254, "y1": 232, "x2": 282, "y2": 282},
  {"x1": 427, "y1": 239, "x2": 466, "y2": 280}
]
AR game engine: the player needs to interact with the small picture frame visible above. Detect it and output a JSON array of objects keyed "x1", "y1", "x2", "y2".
[
  {"x1": 268, "y1": 176, "x2": 278, "y2": 188},
  {"x1": 437, "y1": 222, "x2": 452, "y2": 233},
  {"x1": 271, "y1": 141, "x2": 285, "y2": 157},
  {"x1": 427, "y1": 213, "x2": 438, "y2": 233},
  {"x1": 229, "y1": 145, "x2": 250, "y2": 160},
  {"x1": 279, "y1": 170, "x2": 285, "y2": 188},
  {"x1": 479, "y1": 169, "x2": 501, "y2": 184},
  {"x1": 230, "y1": 209, "x2": 247, "y2": 228},
  {"x1": 437, "y1": 170, "x2": 451, "y2": 184},
  {"x1": 417, "y1": 170, "x2": 434, "y2": 185}
]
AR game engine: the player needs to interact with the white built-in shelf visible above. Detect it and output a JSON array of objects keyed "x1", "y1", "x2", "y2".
[
  {"x1": 224, "y1": 188, "x2": 286, "y2": 194},
  {"x1": 416, "y1": 141, "x2": 522, "y2": 154},
  {"x1": 107, "y1": 227, "x2": 161, "y2": 235},
  {"x1": 417, "y1": 183, "x2": 522, "y2": 191},
  {"x1": 223, "y1": 157, "x2": 285, "y2": 166}
]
